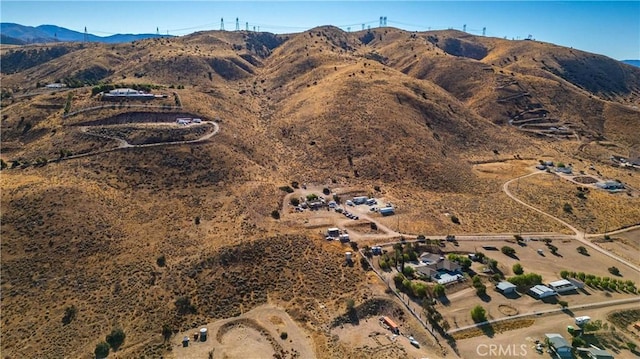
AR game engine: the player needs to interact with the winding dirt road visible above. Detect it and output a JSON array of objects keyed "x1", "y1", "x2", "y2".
[{"x1": 56, "y1": 121, "x2": 219, "y2": 162}]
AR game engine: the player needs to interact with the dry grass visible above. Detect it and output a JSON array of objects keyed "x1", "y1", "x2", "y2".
[
  {"x1": 2, "y1": 26, "x2": 640, "y2": 358},
  {"x1": 451, "y1": 319, "x2": 535, "y2": 340},
  {"x1": 510, "y1": 172, "x2": 640, "y2": 233}
]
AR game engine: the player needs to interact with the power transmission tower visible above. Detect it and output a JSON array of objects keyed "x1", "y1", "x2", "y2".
[
  {"x1": 220, "y1": 18, "x2": 224, "y2": 31},
  {"x1": 362, "y1": 24, "x2": 365, "y2": 31},
  {"x1": 379, "y1": 16, "x2": 383, "y2": 27},
  {"x1": 463, "y1": 24, "x2": 466, "y2": 32},
  {"x1": 253, "y1": 26, "x2": 256, "y2": 32},
  {"x1": 246, "y1": 22, "x2": 249, "y2": 31},
  {"x1": 482, "y1": 27, "x2": 486, "y2": 36},
  {"x1": 156, "y1": 27, "x2": 159, "y2": 35},
  {"x1": 383, "y1": 17, "x2": 387, "y2": 26},
  {"x1": 347, "y1": 27, "x2": 350, "y2": 32},
  {"x1": 235, "y1": 18, "x2": 240, "y2": 31},
  {"x1": 84, "y1": 26, "x2": 88, "y2": 43}
]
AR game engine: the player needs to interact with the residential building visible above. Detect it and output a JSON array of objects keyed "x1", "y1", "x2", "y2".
[
  {"x1": 545, "y1": 333, "x2": 573, "y2": 359},
  {"x1": 528, "y1": 285, "x2": 557, "y2": 299},
  {"x1": 496, "y1": 281, "x2": 517, "y2": 295},
  {"x1": 548, "y1": 279, "x2": 578, "y2": 294}
]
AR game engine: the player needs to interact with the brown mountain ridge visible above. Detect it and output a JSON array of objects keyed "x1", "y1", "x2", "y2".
[{"x1": 1, "y1": 26, "x2": 639, "y2": 358}]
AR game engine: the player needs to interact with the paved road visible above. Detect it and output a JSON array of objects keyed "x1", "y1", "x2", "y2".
[{"x1": 447, "y1": 297, "x2": 640, "y2": 334}]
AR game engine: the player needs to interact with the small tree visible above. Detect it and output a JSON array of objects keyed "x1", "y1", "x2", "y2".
[
  {"x1": 576, "y1": 246, "x2": 588, "y2": 255},
  {"x1": 175, "y1": 296, "x2": 196, "y2": 315},
  {"x1": 608, "y1": 266, "x2": 621, "y2": 276},
  {"x1": 194, "y1": 216, "x2": 200, "y2": 225},
  {"x1": 290, "y1": 197, "x2": 300, "y2": 206},
  {"x1": 156, "y1": 254, "x2": 166, "y2": 267},
  {"x1": 560, "y1": 270, "x2": 570, "y2": 279},
  {"x1": 563, "y1": 203, "x2": 573, "y2": 213},
  {"x1": 558, "y1": 300, "x2": 568, "y2": 308},
  {"x1": 162, "y1": 324, "x2": 173, "y2": 342},
  {"x1": 572, "y1": 336, "x2": 586, "y2": 348},
  {"x1": 433, "y1": 284, "x2": 445, "y2": 297},
  {"x1": 62, "y1": 305, "x2": 77, "y2": 325},
  {"x1": 450, "y1": 215, "x2": 460, "y2": 224},
  {"x1": 627, "y1": 342, "x2": 637, "y2": 352},
  {"x1": 280, "y1": 332, "x2": 288, "y2": 340},
  {"x1": 95, "y1": 342, "x2": 110, "y2": 359},
  {"x1": 270, "y1": 210, "x2": 280, "y2": 219},
  {"x1": 322, "y1": 188, "x2": 330, "y2": 195},
  {"x1": 403, "y1": 266, "x2": 415, "y2": 278},
  {"x1": 501, "y1": 246, "x2": 516, "y2": 256},
  {"x1": 470, "y1": 305, "x2": 487, "y2": 323},
  {"x1": 512, "y1": 263, "x2": 524, "y2": 275},
  {"x1": 106, "y1": 328, "x2": 126, "y2": 351}
]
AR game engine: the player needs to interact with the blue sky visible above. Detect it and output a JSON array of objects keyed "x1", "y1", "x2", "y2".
[{"x1": 1, "y1": 1, "x2": 639, "y2": 60}]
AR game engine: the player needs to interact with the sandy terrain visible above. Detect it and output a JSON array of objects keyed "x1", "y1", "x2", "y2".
[
  {"x1": 171, "y1": 305, "x2": 315, "y2": 359},
  {"x1": 456, "y1": 302, "x2": 640, "y2": 359}
]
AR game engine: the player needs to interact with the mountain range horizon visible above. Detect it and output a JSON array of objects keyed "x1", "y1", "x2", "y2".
[{"x1": 2, "y1": 21, "x2": 639, "y2": 66}]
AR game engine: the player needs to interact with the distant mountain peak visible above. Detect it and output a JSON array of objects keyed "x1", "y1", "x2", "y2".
[{"x1": 0, "y1": 22, "x2": 172, "y2": 44}]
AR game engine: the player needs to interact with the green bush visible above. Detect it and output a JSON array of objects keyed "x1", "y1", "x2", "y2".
[
  {"x1": 106, "y1": 328, "x2": 126, "y2": 351},
  {"x1": 280, "y1": 331, "x2": 288, "y2": 340},
  {"x1": 608, "y1": 266, "x2": 621, "y2": 276},
  {"x1": 576, "y1": 246, "x2": 588, "y2": 255},
  {"x1": 62, "y1": 305, "x2": 77, "y2": 325},
  {"x1": 470, "y1": 305, "x2": 487, "y2": 323},
  {"x1": 512, "y1": 263, "x2": 524, "y2": 275},
  {"x1": 501, "y1": 246, "x2": 516, "y2": 256},
  {"x1": 156, "y1": 254, "x2": 166, "y2": 267},
  {"x1": 433, "y1": 284, "x2": 445, "y2": 297},
  {"x1": 94, "y1": 342, "x2": 109, "y2": 358}
]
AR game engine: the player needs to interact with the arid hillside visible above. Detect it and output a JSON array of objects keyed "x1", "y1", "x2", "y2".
[{"x1": 1, "y1": 26, "x2": 639, "y2": 358}]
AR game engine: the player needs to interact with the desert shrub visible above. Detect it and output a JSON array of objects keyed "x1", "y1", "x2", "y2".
[
  {"x1": 194, "y1": 216, "x2": 200, "y2": 225},
  {"x1": 306, "y1": 193, "x2": 318, "y2": 201},
  {"x1": 360, "y1": 257, "x2": 370, "y2": 271},
  {"x1": 450, "y1": 215, "x2": 460, "y2": 224},
  {"x1": 627, "y1": 342, "x2": 637, "y2": 352},
  {"x1": 291, "y1": 181, "x2": 299, "y2": 188},
  {"x1": 290, "y1": 197, "x2": 300, "y2": 206},
  {"x1": 156, "y1": 255, "x2": 166, "y2": 267},
  {"x1": 370, "y1": 222, "x2": 378, "y2": 230},
  {"x1": 62, "y1": 305, "x2": 77, "y2": 325},
  {"x1": 379, "y1": 259, "x2": 390, "y2": 270},
  {"x1": 608, "y1": 266, "x2": 621, "y2": 276},
  {"x1": 577, "y1": 246, "x2": 588, "y2": 255},
  {"x1": 403, "y1": 266, "x2": 415, "y2": 278},
  {"x1": 563, "y1": 203, "x2": 573, "y2": 213},
  {"x1": 162, "y1": 324, "x2": 173, "y2": 342},
  {"x1": 279, "y1": 185, "x2": 294, "y2": 193},
  {"x1": 271, "y1": 210, "x2": 280, "y2": 219},
  {"x1": 374, "y1": 185, "x2": 381, "y2": 192},
  {"x1": 280, "y1": 332, "x2": 288, "y2": 340},
  {"x1": 106, "y1": 328, "x2": 125, "y2": 351},
  {"x1": 470, "y1": 305, "x2": 487, "y2": 323},
  {"x1": 512, "y1": 263, "x2": 524, "y2": 275},
  {"x1": 94, "y1": 342, "x2": 109, "y2": 358},
  {"x1": 558, "y1": 300, "x2": 568, "y2": 308},
  {"x1": 0, "y1": 159, "x2": 7, "y2": 170},
  {"x1": 175, "y1": 296, "x2": 196, "y2": 315}
]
